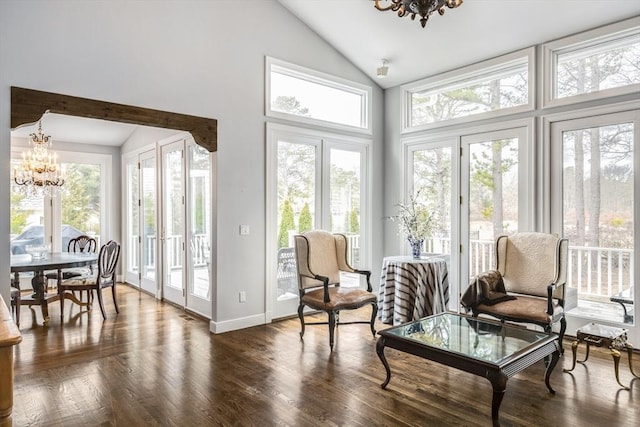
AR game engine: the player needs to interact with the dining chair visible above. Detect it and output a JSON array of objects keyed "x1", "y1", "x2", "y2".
[
  {"x1": 293, "y1": 230, "x2": 377, "y2": 350},
  {"x1": 45, "y1": 235, "x2": 97, "y2": 296},
  {"x1": 10, "y1": 276, "x2": 20, "y2": 327},
  {"x1": 58, "y1": 240, "x2": 120, "y2": 321}
]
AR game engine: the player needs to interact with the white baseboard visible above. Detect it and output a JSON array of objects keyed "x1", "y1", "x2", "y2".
[{"x1": 209, "y1": 313, "x2": 266, "y2": 334}]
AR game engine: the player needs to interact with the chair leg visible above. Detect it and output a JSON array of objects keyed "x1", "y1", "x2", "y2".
[
  {"x1": 297, "y1": 303, "x2": 305, "y2": 339},
  {"x1": 14, "y1": 298, "x2": 20, "y2": 328},
  {"x1": 328, "y1": 311, "x2": 336, "y2": 350},
  {"x1": 558, "y1": 316, "x2": 567, "y2": 354},
  {"x1": 369, "y1": 302, "x2": 378, "y2": 337},
  {"x1": 111, "y1": 284, "x2": 119, "y2": 313},
  {"x1": 60, "y1": 289, "x2": 65, "y2": 322},
  {"x1": 96, "y1": 288, "x2": 107, "y2": 320}
]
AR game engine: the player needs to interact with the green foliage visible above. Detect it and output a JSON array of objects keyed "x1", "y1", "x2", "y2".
[
  {"x1": 61, "y1": 164, "x2": 101, "y2": 234},
  {"x1": 278, "y1": 199, "x2": 295, "y2": 248},
  {"x1": 298, "y1": 202, "x2": 312, "y2": 233},
  {"x1": 349, "y1": 209, "x2": 359, "y2": 233},
  {"x1": 10, "y1": 192, "x2": 29, "y2": 234}
]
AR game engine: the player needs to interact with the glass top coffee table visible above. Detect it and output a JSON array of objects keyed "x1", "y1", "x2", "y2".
[{"x1": 376, "y1": 312, "x2": 561, "y2": 427}]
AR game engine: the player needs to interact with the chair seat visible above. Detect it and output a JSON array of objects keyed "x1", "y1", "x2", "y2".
[
  {"x1": 475, "y1": 294, "x2": 564, "y2": 325},
  {"x1": 10, "y1": 286, "x2": 20, "y2": 298},
  {"x1": 302, "y1": 287, "x2": 377, "y2": 311},
  {"x1": 61, "y1": 273, "x2": 99, "y2": 287}
]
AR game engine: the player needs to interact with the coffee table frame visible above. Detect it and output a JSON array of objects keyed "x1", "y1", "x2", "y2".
[{"x1": 376, "y1": 313, "x2": 561, "y2": 427}]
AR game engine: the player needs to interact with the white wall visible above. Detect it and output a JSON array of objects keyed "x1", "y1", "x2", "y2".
[{"x1": 0, "y1": 0, "x2": 384, "y2": 330}]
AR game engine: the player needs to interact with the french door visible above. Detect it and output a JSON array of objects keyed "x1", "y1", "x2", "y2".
[
  {"x1": 160, "y1": 138, "x2": 213, "y2": 317},
  {"x1": 267, "y1": 124, "x2": 370, "y2": 320},
  {"x1": 405, "y1": 122, "x2": 532, "y2": 309},
  {"x1": 124, "y1": 149, "x2": 158, "y2": 295},
  {"x1": 550, "y1": 109, "x2": 638, "y2": 345}
]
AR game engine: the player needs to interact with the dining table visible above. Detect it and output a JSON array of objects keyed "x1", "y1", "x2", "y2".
[
  {"x1": 378, "y1": 254, "x2": 450, "y2": 325},
  {"x1": 10, "y1": 252, "x2": 98, "y2": 325}
]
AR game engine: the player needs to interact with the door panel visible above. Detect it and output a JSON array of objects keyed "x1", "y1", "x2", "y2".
[
  {"x1": 551, "y1": 111, "x2": 638, "y2": 344},
  {"x1": 140, "y1": 151, "x2": 157, "y2": 295},
  {"x1": 186, "y1": 142, "x2": 212, "y2": 316},
  {"x1": 162, "y1": 142, "x2": 185, "y2": 306}
]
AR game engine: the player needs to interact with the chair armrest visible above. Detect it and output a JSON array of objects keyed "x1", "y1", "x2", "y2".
[
  {"x1": 313, "y1": 275, "x2": 331, "y2": 303},
  {"x1": 546, "y1": 282, "x2": 565, "y2": 314},
  {"x1": 354, "y1": 269, "x2": 372, "y2": 292}
]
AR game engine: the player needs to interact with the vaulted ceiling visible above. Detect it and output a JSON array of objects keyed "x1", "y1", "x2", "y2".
[{"x1": 278, "y1": 0, "x2": 640, "y2": 89}]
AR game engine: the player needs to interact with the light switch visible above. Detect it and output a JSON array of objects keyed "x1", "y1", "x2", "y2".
[{"x1": 239, "y1": 225, "x2": 250, "y2": 235}]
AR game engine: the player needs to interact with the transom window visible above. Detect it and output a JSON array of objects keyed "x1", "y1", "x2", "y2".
[
  {"x1": 266, "y1": 57, "x2": 372, "y2": 133},
  {"x1": 543, "y1": 18, "x2": 640, "y2": 107},
  {"x1": 402, "y1": 48, "x2": 534, "y2": 132}
]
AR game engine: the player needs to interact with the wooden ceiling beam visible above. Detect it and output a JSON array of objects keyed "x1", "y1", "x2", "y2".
[{"x1": 10, "y1": 87, "x2": 217, "y2": 152}]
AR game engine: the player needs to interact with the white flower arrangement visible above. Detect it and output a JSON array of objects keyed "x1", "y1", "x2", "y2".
[{"x1": 392, "y1": 190, "x2": 435, "y2": 244}]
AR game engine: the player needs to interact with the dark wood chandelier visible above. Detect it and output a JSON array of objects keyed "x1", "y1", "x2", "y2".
[{"x1": 374, "y1": 0, "x2": 463, "y2": 28}]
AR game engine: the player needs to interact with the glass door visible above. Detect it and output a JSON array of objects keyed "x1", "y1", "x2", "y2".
[
  {"x1": 268, "y1": 125, "x2": 370, "y2": 320},
  {"x1": 551, "y1": 110, "x2": 638, "y2": 344},
  {"x1": 124, "y1": 156, "x2": 140, "y2": 286},
  {"x1": 460, "y1": 127, "x2": 530, "y2": 283},
  {"x1": 161, "y1": 141, "x2": 186, "y2": 306},
  {"x1": 140, "y1": 150, "x2": 158, "y2": 295},
  {"x1": 185, "y1": 142, "x2": 212, "y2": 316}
]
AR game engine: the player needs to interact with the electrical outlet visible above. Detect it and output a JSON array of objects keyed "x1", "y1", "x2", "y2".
[
  {"x1": 239, "y1": 225, "x2": 250, "y2": 235},
  {"x1": 239, "y1": 291, "x2": 246, "y2": 303}
]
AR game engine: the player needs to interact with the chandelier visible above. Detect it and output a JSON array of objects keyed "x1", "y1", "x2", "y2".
[
  {"x1": 374, "y1": 0, "x2": 463, "y2": 28},
  {"x1": 13, "y1": 120, "x2": 65, "y2": 198}
]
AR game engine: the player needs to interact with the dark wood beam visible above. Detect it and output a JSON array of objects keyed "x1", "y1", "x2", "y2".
[{"x1": 10, "y1": 86, "x2": 217, "y2": 152}]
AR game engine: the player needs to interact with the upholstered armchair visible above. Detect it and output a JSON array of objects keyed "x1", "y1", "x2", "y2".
[
  {"x1": 462, "y1": 232, "x2": 569, "y2": 350},
  {"x1": 294, "y1": 230, "x2": 378, "y2": 350}
]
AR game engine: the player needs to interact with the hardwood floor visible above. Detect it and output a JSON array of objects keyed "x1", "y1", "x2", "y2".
[{"x1": 11, "y1": 285, "x2": 640, "y2": 426}]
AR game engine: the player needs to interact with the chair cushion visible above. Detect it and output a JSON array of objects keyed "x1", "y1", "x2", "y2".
[
  {"x1": 61, "y1": 273, "x2": 98, "y2": 287},
  {"x1": 302, "y1": 287, "x2": 376, "y2": 311},
  {"x1": 10, "y1": 286, "x2": 20, "y2": 298},
  {"x1": 475, "y1": 294, "x2": 564, "y2": 325}
]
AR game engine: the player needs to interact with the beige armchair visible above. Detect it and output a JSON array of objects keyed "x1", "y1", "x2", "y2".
[
  {"x1": 294, "y1": 230, "x2": 377, "y2": 350},
  {"x1": 462, "y1": 232, "x2": 569, "y2": 350}
]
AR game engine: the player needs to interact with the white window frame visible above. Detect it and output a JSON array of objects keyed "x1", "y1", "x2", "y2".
[
  {"x1": 542, "y1": 16, "x2": 640, "y2": 109},
  {"x1": 265, "y1": 57, "x2": 373, "y2": 134},
  {"x1": 265, "y1": 122, "x2": 372, "y2": 322},
  {"x1": 10, "y1": 147, "x2": 112, "y2": 251},
  {"x1": 401, "y1": 48, "x2": 535, "y2": 134}
]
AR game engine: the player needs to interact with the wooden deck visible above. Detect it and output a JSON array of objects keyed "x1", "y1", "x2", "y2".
[{"x1": 11, "y1": 285, "x2": 640, "y2": 426}]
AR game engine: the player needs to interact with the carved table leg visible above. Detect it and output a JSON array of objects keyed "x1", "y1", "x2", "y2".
[
  {"x1": 487, "y1": 370, "x2": 508, "y2": 427},
  {"x1": 376, "y1": 337, "x2": 391, "y2": 389},
  {"x1": 563, "y1": 340, "x2": 579, "y2": 372},
  {"x1": 610, "y1": 348, "x2": 630, "y2": 390},
  {"x1": 579, "y1": 342, "x2": 591, "y2": 363},
  {"x1": 545, "y1": 347, "x2": 559, "y2": 394}
]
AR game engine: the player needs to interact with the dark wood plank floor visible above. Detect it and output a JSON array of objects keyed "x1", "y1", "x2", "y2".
[{"x1": 11, "y1": 285, "x2": 640, "y2": 426}]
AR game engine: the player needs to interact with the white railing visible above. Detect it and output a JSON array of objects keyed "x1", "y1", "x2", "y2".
[
  {"x1": 129, "y1": 234, "x2": 210, "y2": 272},
  {"x1": 424, "y1": 237, "x2": 634, "y2": 300}
]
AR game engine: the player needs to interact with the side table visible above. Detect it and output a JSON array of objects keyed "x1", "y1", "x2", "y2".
[{"x1": 563, "y1": 322, "x2": 639, "y2": 389}]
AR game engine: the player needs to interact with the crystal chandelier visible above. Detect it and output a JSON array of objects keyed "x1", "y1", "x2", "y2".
[
  {"x1": 13, "y1": 120, "x2": 65, "y2": 198},
  {"x1": 374, "y1": 0, "x2": 463, "y2": 28}
]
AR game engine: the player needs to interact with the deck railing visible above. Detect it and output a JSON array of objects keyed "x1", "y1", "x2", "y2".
[
  {"x1": 129, "y1": 234, "x2": 210, "y2": 272},
  {"x1": 423, "y1": 237, "x2": 634, "y2": 300},
  {"x1": 130, "y1": 233, "x2": 633, "y2": 300}
]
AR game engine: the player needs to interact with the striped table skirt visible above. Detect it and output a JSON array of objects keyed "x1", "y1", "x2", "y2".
[{"x1": 378, "y1": 255, "x2": 450, "y2": 325}]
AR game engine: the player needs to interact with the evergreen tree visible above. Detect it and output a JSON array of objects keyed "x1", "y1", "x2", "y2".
[
  {"x1": 278, "y1": 199, "x2": 295, "y2": 248},
  {"x1": 298, "y1": 202, "x2": 312, "y2": 233},
  {"x1": 349, "y1": 209, "x2": 359, "y2": 233}
]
